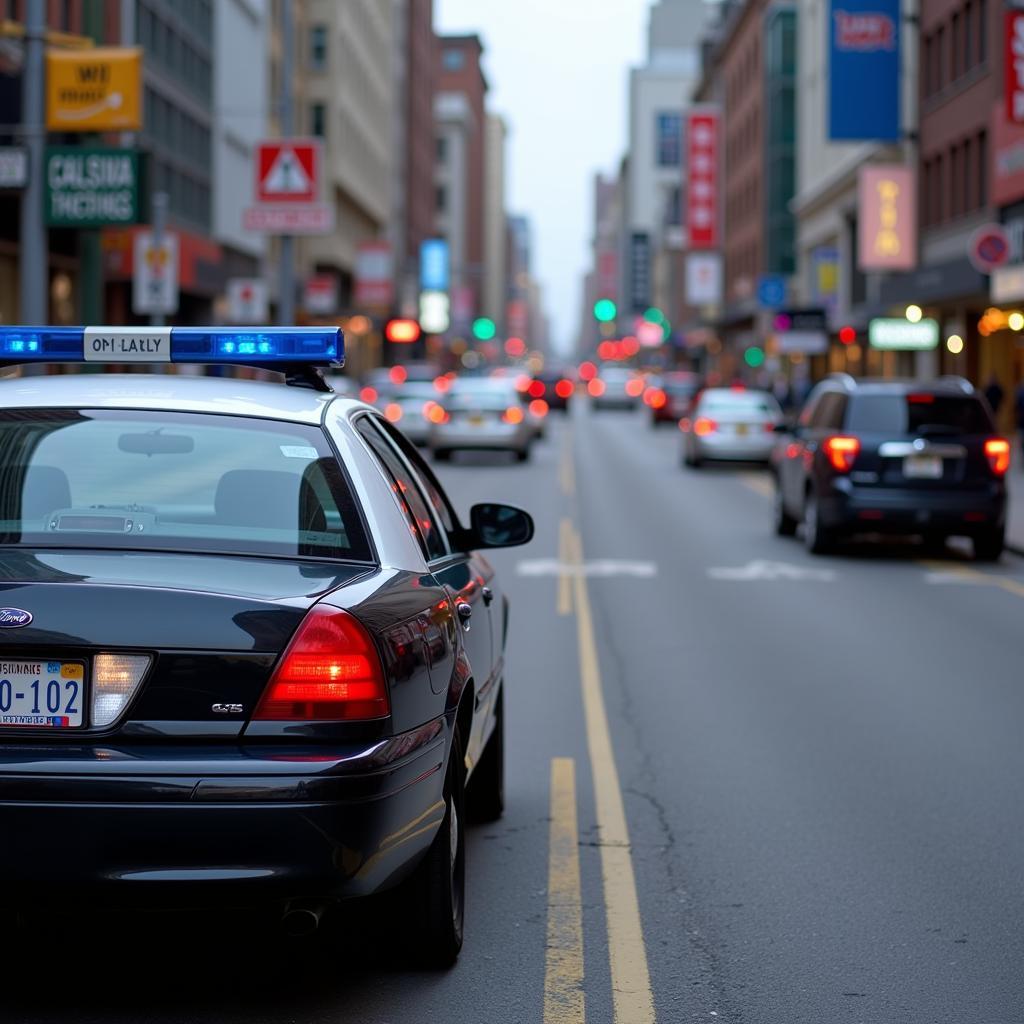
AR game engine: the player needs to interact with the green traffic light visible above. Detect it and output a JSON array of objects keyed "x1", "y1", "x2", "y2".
[
  {"x1": 644, "y1": 306, "x2": 665, "y2": 325},
  {"x1": 744, "y1": 346, "x2": 765, "y2": 368},
  {"x1": 593, "y1": 298, "x2": 617, "y2": 322},
  {"x1": 472, "y1": 317, "x2": 496, "y2": 341}
]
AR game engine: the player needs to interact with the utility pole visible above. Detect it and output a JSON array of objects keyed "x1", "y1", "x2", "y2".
[
  {"x1": 20, "y1": 0, "x2": 46, "y2": 324},
  {"x1": 278, "y1": 0, "x2": 295, "y2": 326}
]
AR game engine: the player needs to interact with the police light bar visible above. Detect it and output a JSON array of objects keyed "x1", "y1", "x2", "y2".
[{"x1": 0, "y1": 326, "x2": 343, "y2": 367}]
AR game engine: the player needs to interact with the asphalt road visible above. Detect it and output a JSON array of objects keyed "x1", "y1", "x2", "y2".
[{"x1": 11, "y1": 400, "x2": 1024, "y2": 1023}]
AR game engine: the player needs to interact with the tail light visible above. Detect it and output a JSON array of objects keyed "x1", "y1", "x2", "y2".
[
  {"x1": 679, "y1": 417, "x2": 691, "y2": 432},
  {"x1": 764, "y1": 421, "x2": 777, "y2": 434},
  {"x1": 588, "y1": 379, "x2": 606, "y2": 397},
  {"x1": 555, "y1": 379, "x2": 574, "y2": 399},
  {"x1": 359, "y1": 386, "x2": 378, "y2": 404},
  {"x1": 984, "y1": 437, "x2": 1011, "y2": 476},
  {"x1": 502, "y1": 406, "x2": 525, "y2": 424},
  {"x1": 254, "y1": 607, "x2": 389, "y2": 721},
  {"x1": 625, "y1": 377, "x2": 645, "y2": 398},
  {"x1": 424, "y1": 401, "x2": 449, "y2": 424},
  {"x1": 384, "y1": 402, "x2": 403, "y2": 423},
  {"x1": 646, "y1": 388, "x2": 667, "y2": 409},
  {"x1": 693, "y1": 416, "x2": 717, "y2": 436},
  {"x1": 528, "y1": 380, "x2": 546, "y2": 399},
  {"x1": 529, "y1": 398, "x2": 549, "y2": 418},
  {"x1": 822, "y1": 435, "x2": 860, "y2": 472},
  {"x1": 93, "y1": 653, "x2": 151, "y2": 727}
]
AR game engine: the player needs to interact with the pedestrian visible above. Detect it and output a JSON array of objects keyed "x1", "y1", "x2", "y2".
[{"x1": 984, "y1": 374, "x2": 1005, "y2": 416}]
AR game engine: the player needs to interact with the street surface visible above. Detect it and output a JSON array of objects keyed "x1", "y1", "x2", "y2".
[{"x1": 9, "y1": 399, "x2": 1024, "y2": 1023}]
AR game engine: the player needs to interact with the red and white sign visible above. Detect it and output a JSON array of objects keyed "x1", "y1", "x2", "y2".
[
  {"x1": 303, "y1": 275, "x2": 338, "y2": 316},
  {"x1": 255, "y1": 140, "x2": 320, "y2": 204},
  {"x1": 1007, "y1": 12, "x2": 1024, "y2": 124},
  {"x1": 968, "y1": 224, "x2": 1011, "y2": 273},
  {"x1": 242, "y1": 205, "x2": 333, "y2": 234},
  {"x1": 686, "y1": 109, "x2": 719, "y2": 250},
  {"x1": 226, "y1": 278, "x2": 268, "y2": 323},
  {"x1": 858, "y1": 164, "x2": 916, "y2": 271},
  {"x1": 833, "y1": 11, "x2": 896, "y2": 51},
  {"x1": 354, "y1": 240, "x2": 394, "y2": 308}
]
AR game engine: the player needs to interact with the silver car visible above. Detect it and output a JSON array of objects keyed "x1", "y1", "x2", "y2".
[
  {"x1": 682, "y1": 388, "x2": 782, "y2": 467},
  {"x1": 429, "y1": 379, "x2": 534, "y2": 462},
  {"x1": 381, "y1": 382, "x2": 441, "y2": 446}
]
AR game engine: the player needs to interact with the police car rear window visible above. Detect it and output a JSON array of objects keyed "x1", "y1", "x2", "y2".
[
  {"x1": 0, "y1": 409, "x2": 372, "y2": 561},
  {"x1": 846, "y1": 395, "x2": 994, "y2": 435}
]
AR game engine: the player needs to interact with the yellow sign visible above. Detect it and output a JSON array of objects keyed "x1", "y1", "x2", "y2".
[{"x1": 46, "y1": 47, "x2": 142, "y2": 132}]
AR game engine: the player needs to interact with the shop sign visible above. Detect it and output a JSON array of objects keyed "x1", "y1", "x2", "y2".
[
  {"x1": 46, "y1": 47, "x2": 142, "y2": 132},
  {"x1": 0, "y1": 147, "x2": 28, "y2": 189},
  {"x1": 354, "y1": 241, "x2": 394, "y2": 308},
  {"x1": 685, "y1": 253, "x2": 722, "y2": 306},
  {"x1": 45, "y1": 147, "x2": 141, "y2": 227},
  {"x1": 868, "y1": 317, "x2": 939, "y2": 350},
  {"x1": 1006, "y1": 12, "x2": 1024, "y2": 124},
  {"x1": 773, "y1": 308, "x2": 828, "y2": 353},
  {"x1": 685, "y1": 109, "x2": 719, "y2": 249},
  {"x1": 991, "y1": 264, "x2": 1024, "y2": 303},
  {"x1": 858, "y1": 164, "x2": 916, "y2": 270}
]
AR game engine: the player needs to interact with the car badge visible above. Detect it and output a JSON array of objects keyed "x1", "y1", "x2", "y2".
[{"x1": 0, "y1": 607, "x2": 32, "y2": 628}]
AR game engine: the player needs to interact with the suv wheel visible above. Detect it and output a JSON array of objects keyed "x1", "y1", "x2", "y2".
[
  {"x1": 773, "y1": 482, "x2": 798, "y2": 537},
  {"x1": 974, "y1": 528, "x2": 1005, "y2": 562},
  {"x1": 803, "y1": 490, "x2": 836, "y2": 555}
]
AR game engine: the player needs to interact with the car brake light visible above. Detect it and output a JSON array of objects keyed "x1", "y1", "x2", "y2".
[
  {"x1": 424, "y1": 400, "x2": 449, "y2": 424},
  {"x1": 625, "y1": 377, "x2": 645, "y2": 397},
  {"x1": 907, "y1": 393, "x2": 935, "y2": 404},
  {"x1": 555, "y1": 379, "x2": 574, "y2": 399},
  {"x1": 360, "y1": 386, "x2": 378, "y2": 404},
  {"x1": 822, "y1": 435, "x2": 860, "y2": 472},
  {"x1": 984, "y1": 438, "x2": 1011, "y2": 475},
  {"x1": 528, "y1": 379, "x2": 546, "y2": 399},
  {"x1": 502, "y1": 405, "x2": 524, "y2": 424},
  {"x1": 254, "y1": 607, "x2": 389, "y2": 721},
  {"x1": 529, "y1": 398, "x2": 549, "y2": 418},
  {"x1": 649, "y1": 389, "x2": 667, "y2": 409},
  {"x1": 588, "y1": 379, "x2": 606, "y2": 397},
  {"x1": 693, "y1": 416, "x2": 716, "y2": 436},
  {"x1": 384, "y1": 402, "x2": 403, "y2": 423}
]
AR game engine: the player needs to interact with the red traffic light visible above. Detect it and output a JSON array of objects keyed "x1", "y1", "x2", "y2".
[
  {"x1": 385, "y1": 319, "x2": 421, "y2": 344},
  {"x1": 838, "y1": 325, "x2": 856, "y2": 345}
]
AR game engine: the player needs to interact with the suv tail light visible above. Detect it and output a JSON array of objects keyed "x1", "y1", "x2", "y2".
[
  {"x1": 253, "y1": 607, "x2": 389, "y2": 721},
  {"x1": 984, "y1": 438, "x2": 1011, "y2": 476},
  {"x1": 823, "y1": 435, "x2": 860, "y2": 472},
  {"x1": 693, "y1": 416, "x2": 717, "y2": 436},
  {"x1": 502, "y1": 406, "x2": 525, "y2": 424}
]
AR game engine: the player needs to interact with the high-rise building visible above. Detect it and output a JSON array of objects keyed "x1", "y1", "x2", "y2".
[{"x1": 483, "y1": 113, "x2": 507, "y2": 334}]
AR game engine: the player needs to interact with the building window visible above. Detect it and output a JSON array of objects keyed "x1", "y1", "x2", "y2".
[
  {"x1": 310, "y1": 25, "x2": 327, "y2": 70},
  {"x1": 936, "y1": 25, "x2": 945, "y2": 89},
  {"x1": 952, "y1": 11, "x2": 961, "y2": 79},
  {"x1": 310, "y1": 102, "x2": 325, "y2": 137},
  {"x1": 978, "y1": 0, "x2": 987, "y2": 62},
  {"x1": 435, "y1": 185, "x2": 446, "y2": 212},
  {"x1": 963, "y1": 137, "x2": 972, "y2": 213},
  {"x1": 978, "y1": 129, "x2": 988, "y2": 207},
  {"x1": 442, "y1": 48, "x2": 464, "y2": 71},
  {"x1": 965, "y1": 1, "x2": 974, "y2": 68},
  {"x1": 656, "y1": 112, "x2": 682, "y2": 167},
  {"x1": 436, "y1": 136, "x2": 447, "y2": 162}
]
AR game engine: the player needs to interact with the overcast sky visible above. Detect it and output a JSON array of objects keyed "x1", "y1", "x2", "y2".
[{"x1": 435, "y1": 0, "x2": 650, "y2": 353}]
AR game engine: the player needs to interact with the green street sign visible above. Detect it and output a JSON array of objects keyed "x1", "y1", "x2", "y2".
[{"x1": 45, "y1": 146, "x2": 142, "y2": 227}]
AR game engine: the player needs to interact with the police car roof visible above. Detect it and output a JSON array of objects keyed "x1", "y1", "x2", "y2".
[{"x1": 0, "y1": 372, "x2": 345, "y2": 425}]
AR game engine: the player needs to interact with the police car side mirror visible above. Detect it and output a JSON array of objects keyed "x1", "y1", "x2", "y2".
[{"x1": 468, "y1": 503, "x2": 534, "y2": 550}]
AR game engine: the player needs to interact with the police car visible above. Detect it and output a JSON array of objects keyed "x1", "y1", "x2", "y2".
[{"x1": 0, "y1": 325, "x2": 533, "y2": 966}]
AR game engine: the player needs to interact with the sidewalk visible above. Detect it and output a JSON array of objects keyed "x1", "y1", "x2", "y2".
[{"x1": 1006, "y1": 462, "x2": 1024, "y2": 554}]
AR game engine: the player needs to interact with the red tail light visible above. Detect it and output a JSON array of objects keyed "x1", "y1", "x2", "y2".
[
  {"x1": 528, "y1": 379, "x2": 546, "y2": 399},
  {"x1": 384, "y1": 402, "x2": 403, "y2": 423},
  {"x1": 254, "y1": 607, "x2": 389, "y2": 721},
  {"x1": 424, "y1": 401, "x2": 449, "y2": 424},
  {"x1": 529, "y1": 398, "x2": 549, "y2": 418},
  {"x1": 502, "y1": 405, "x2": 525, "y2": 424},
  {"x1": 763, "y1": 420, "x2": 776, "y2": 434},
  {"x1": 693, "y1": 416, "x2": 717, "y2": 436},
  {"x1": 822, "y1": 435, "x2": 860, "y2": 472},
  {"x1": 647, "y1": 388, "x2": 667, "y2": 409},
  {"x1": 555, "y1": 379, "x2": 574, "y2": 399},
  {"x1": 984, "y1": 437, "x2": 1011, "y2": 476},
  {"x1": 360, "y1": 386, "x2": 378, "y2": 404}
]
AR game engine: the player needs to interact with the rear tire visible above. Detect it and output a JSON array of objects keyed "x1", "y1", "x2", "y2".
[
  {"x1": 803, "y1": 490, "x2": 836, "y2": 554},
  {"x1": 466, "y1": 689, "x2": 504, "y2": 823},
  {"x1": 407, "y1": 727, "x2": 465, "y2": 968},
  {"x1": 974, "y1": 528, "x2": 1005, "y2": 562},
  {"x1": 773, "y1": 482, "x2": 798, "y2": 537},
  {"x1": 516, "y1": 448, "x2": 531, "y2": 463}
]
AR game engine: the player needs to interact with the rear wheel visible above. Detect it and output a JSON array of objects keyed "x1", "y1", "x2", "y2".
[
  {"x1": 407, "y1": 727, "x2": 465, "y2": 968},
  {"x1": 773, "y1": 482, "x2": 798, "y2": 537},
  {"x1": 516, "y1": 447, "x2": 531, "y2": 463},
  {"x1": 467, "y1": 689, "x2": 504, "y2": 823},
  {"x1": 803, "y1": 490, "x2": 836, "y2": 554},
  {"x1": 974, "y1": 528, "x2": 1005, "y2": 562}
]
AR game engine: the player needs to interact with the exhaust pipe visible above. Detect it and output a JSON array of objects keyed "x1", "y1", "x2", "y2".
[{"x1": 281, "y1": 900, "x2": 326, "y2": 938}]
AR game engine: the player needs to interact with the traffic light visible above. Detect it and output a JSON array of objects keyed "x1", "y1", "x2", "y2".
[
  {"x1": 593, "y1": 298, "x2": 617, "y2": 322},
  {"x1": 472, "y1": 317, "x2": 496, "y2": 341},
  {"x1": 838, "y1": 326, "x2": 856, "y2": 345},
  {"x1": 744, "y1": 346, "x2": 765, "y2": 368},
  {"x1": 643, "y1": 306, "x2": 665, "y2": 325},
  {"x1": 385, "y1": 318, "x2": 421, "y2": 344}
]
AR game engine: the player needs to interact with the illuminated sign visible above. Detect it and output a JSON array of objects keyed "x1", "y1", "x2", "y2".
[
  {"x1": 868, "y1": 318, "x2": 939, "y2": 350},
  {"x1": 858, "y1": 164, "x2": 916, "y2": 271}
]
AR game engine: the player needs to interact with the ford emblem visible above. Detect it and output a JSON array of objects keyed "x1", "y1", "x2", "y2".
[{"x1": 0, "y1": 608, "x2": 32, "y2": 628}]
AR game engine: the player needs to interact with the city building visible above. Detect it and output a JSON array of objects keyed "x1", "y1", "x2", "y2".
[{"x1": 482, "y1": 112, "x2": 507, "y2": 335}]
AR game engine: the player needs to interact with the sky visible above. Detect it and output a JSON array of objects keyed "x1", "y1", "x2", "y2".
[{"x1": 435, "y1": 0, "x2": 651, "y2": 353}]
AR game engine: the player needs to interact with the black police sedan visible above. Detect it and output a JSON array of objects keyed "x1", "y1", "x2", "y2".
[
  {"x1": 0, "y1": 326, "x2": 534, "y2": 967},
  {"x1": 771, "y1": 374, "x2": 1009, "y2": 559}
]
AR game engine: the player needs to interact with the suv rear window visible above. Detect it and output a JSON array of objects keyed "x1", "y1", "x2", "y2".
[{"x1": 846, "y1": 394, "x2": 994, "y2": 435}]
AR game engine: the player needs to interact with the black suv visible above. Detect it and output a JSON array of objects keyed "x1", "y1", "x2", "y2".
[{"x1": 771, "y1": 375, "x2": 1009, "y2": 559}]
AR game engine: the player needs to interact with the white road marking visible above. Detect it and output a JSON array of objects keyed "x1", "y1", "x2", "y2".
[
  {"x1": 518, "y1": 559, "x2": 658, "y2": 579},
  {"x1": 707, "y1": 559, "x2": 836, "y2": 582}
]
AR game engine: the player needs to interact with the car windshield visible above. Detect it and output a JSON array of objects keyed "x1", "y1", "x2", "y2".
[
  {"x1": 700, "y1": 391, "x2": 781, "y2": 416},
  {"x1": 0, "y1": 409, "x2": 372, "y2": 561},
  {"x1": 847, "y1": 394, "x2": 994, "y2": 434}
]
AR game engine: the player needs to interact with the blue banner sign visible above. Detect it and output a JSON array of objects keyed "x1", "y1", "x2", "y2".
[
  {"x1": 420, "y1": 239, "x2": 449, "y2": 292},
  {"x1": 828, "y1": 0, "x2": 901, "y2": 141}
]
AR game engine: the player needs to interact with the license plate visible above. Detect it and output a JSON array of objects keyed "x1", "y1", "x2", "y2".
[
  {"x1": 0, "y1": 660, "x2": 85, "y2": 728},
  {"x1": 468, "y1": 413, "x2": 484, "y2": 426},
  {"x1": 735, "y1": 423, "x2": 749, "y2": 436},
  {"x1": 903, "y1": 455, "x2": 943, "y2": 479}
]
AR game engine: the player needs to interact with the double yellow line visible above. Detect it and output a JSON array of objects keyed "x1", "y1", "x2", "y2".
[{"x1": 544, "y1": 516, "x2": 657, "y2": 1024}]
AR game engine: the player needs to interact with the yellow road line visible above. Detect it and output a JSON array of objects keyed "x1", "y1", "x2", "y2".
[
  {"x1": 568, "y1": 525, "x2": 657, "y2": 1024},
  {"x1": 558, "y1": 517, "x2": 574, "y2": 616},
  {"x1": 544, "y1": 757, "x2": 585, "y2": 1024},
  {"x1": 919, "y1": 559, "x2": 1024, "y2": 598},
  {"x1": 738, "y1": 472, "x2": 773, "y2": 499},
  {"x1": 561, "y1": 425, "x2": 576, "y2": 496}
]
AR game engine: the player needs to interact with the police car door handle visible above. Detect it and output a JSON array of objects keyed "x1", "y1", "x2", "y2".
[
  {"x1": 457, "y1": 602, "x2": 473, "y2": 630},
  {"x1": 482, "y1": 586, "x2": 494, "y2": 606}
]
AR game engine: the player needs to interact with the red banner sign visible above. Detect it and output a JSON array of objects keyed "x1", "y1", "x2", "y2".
[
  {"x1": 686, "y1": 110, "x2": 719, "y2": 250},
  {"x1": 1007, "y1": 12, "x2": 1024, "y2": 124}
]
